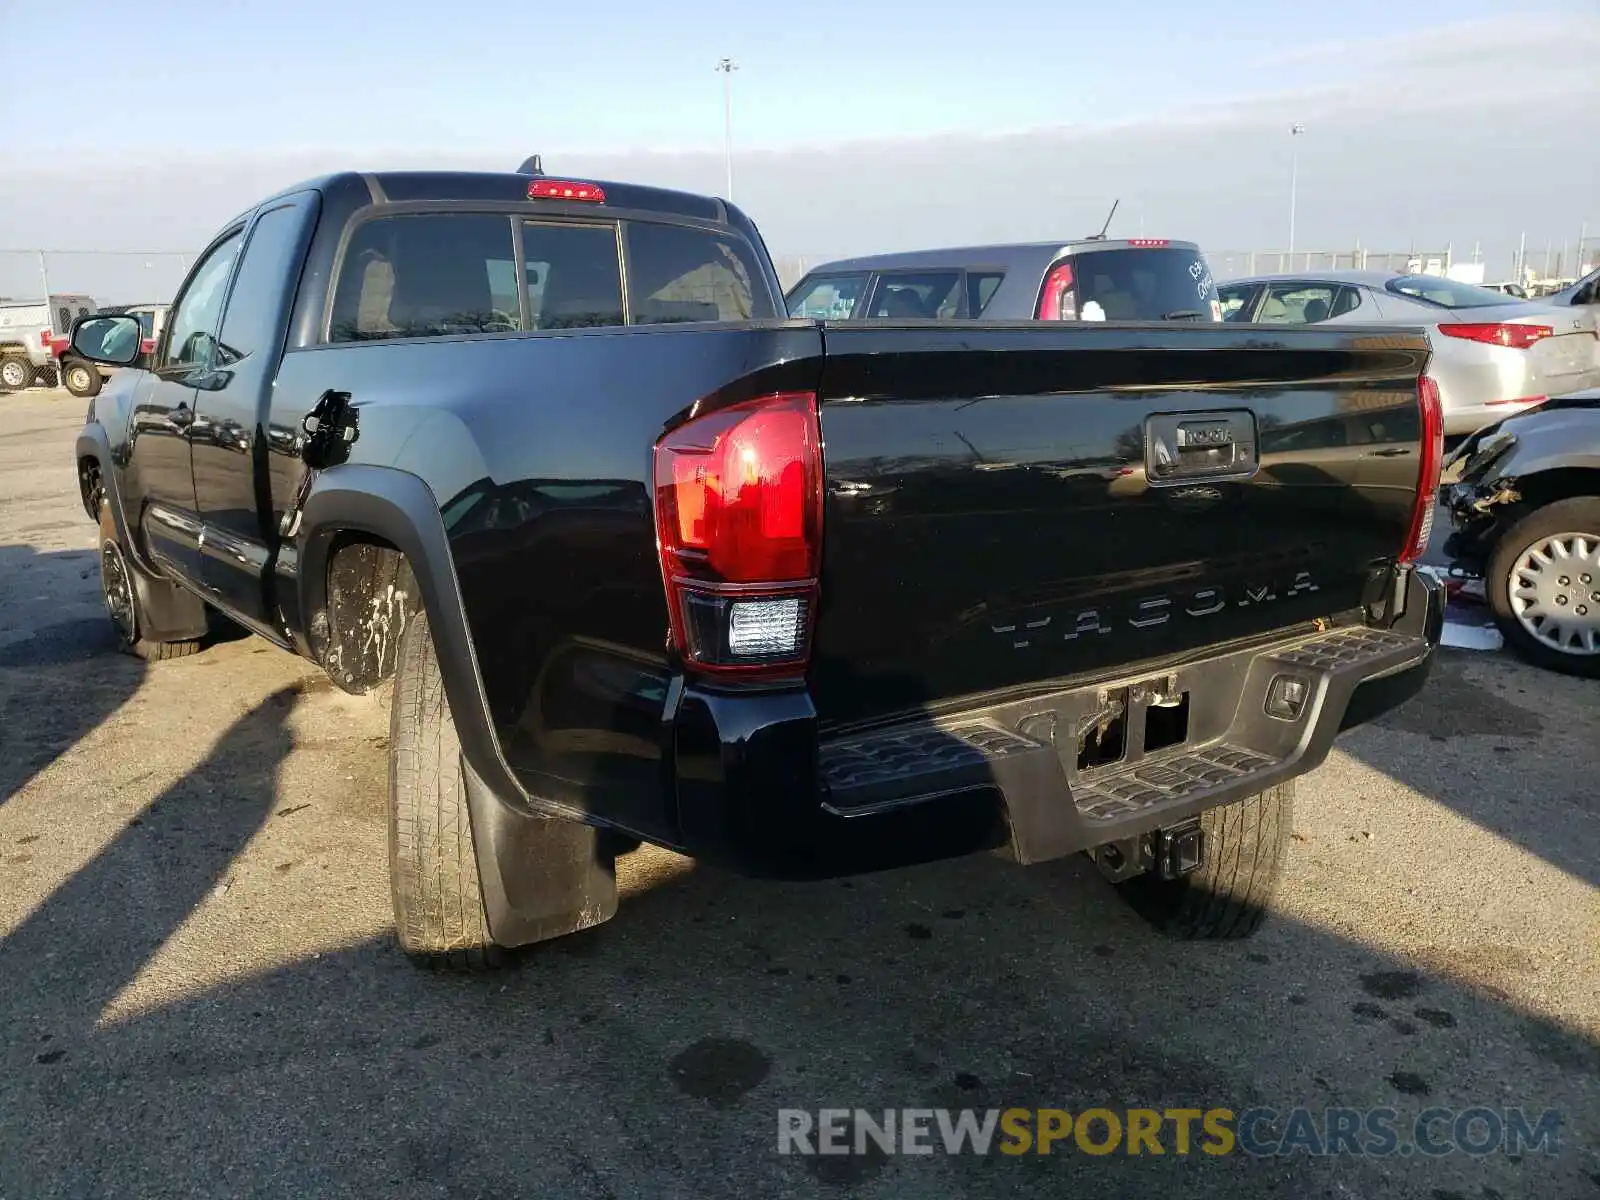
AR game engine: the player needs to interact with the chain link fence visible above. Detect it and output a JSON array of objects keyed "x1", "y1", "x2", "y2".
[
  {"x1": 1208, "y1": 249, "x2": 1456, "y2": 280},
  {"x1": 4, "y1": 242, "x2": 1584, "y2": 311},
  {"x1": 0, "y1": 250, "x2": 194, "y2": 307}
]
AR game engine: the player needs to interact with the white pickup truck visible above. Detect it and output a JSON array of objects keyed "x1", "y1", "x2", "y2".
[
  {"x1": 53, "y1": 302, "x2": 168, "y2": 398},
  {"x1": 0, "y1": 294, "x2": 97, "y2": 391}
]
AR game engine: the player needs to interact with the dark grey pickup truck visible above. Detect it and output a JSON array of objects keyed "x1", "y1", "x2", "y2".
[{"x1": 69, "y1": 165, "x2": 1444, "y2": 968}]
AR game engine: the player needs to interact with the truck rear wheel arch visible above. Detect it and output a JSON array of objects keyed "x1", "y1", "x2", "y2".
[
  {"x1": 295, "y1": 465, "x2": 613, "y2": 956},
  {"x1": 321, "y1": 534, "x2": 417, "y2": 694},
  {"x1": 78, "y1": 454, "x2": 104, "y2": 520},
  {"x1": 294, "y1": 465, "x2": 585, "y2": 822}
]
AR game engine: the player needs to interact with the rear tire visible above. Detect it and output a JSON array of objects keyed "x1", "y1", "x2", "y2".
[
  {"x1": 97, "y1": 497, "x2": 204, "y2": 661},
  {"x1": 1486, "y1": 497, "x2": 1600, "y2": 679},
  {"x1": 1115, "y1": 782, "x2": 1293, "y2": 939},
  {"x1": 62, "y1": 358, "x2": 102, "y2": 398},
  {"x1": 388, "y1": 608, "x2": 506, "y2": 970},
  {"x1": 0, "y1": 354, "x2": 35, "y2": 391}
]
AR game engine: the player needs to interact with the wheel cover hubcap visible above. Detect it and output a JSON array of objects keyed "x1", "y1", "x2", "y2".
[
  {"x1": 1, "y1": 362, "x2": 26, "y2": 386},
  {"x1": 1509, "y1": 531, "x2": 1600, "y2": 656},
  {"x1": 101, "y1": 540, "x2": 137, "y2": 643},
  {"x1": 69, "y1": 367, "x2": 91, "y2": 390}
]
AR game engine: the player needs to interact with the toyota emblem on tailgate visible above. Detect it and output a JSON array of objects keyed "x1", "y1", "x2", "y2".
[{"x1": 1176, "y1": 423, "x2": 1235, "y2": 448}]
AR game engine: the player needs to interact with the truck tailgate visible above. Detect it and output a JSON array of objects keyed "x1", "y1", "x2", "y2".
[{"x1": 810, "y1": 323, "x2": 1431, "y2": 727}]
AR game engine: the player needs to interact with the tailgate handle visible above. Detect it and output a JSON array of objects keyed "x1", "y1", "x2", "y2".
[{"x1": 1144, "y1": 410, "x2": 1258, "y2": 485}]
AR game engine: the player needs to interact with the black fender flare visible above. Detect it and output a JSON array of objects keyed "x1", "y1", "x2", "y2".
[
  {"x1": 75, "y1": 422, "x2": 208, "y2": 642},
  {"x1": 295, "y1": 464, "x2": 615, "y2": 948},
  {"x1": 295, "y1": 464, "x2": 584, "y2": 825},
  {"x1": 75, "y1": 424, "x2": 129, "y2": 540}
]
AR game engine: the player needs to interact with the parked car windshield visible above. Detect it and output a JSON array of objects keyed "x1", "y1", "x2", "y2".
[
  {"x1": 1384, "y1": 275, "x2": 1513, "y2": 310},
  {"x1": 1069, "y1": 247, "x2": 1219, "y2": 320}
]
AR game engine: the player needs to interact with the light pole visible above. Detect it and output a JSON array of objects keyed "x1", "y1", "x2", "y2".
[
  {"x1": 715, "y1": 58, "x2": 738, "y2": 202},
  {"x1": 1287, "y1": 123, "x2": 1305, "y2": 267}
]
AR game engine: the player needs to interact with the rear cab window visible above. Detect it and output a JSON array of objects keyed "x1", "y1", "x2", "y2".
[
  {"x1": 331, "y1": 214, "x2": 520, "y2": 341},
  {"x1": 787, "y1": 274, "x2": 868, "y2": 319},
  {"x1": 624, "y1": 221, "x2": 774, "y2": 324},
  {"x1": 523, "y1": 222, "x2": 624, "y2": 329},
  {"x1": 1063, "y1": 246, "x2": 1220, "y2": 322},
  {"x1": 329, "y1": 211, "x2": 773, "y2": 341}
]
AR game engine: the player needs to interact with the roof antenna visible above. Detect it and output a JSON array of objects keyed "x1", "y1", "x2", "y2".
[
  {"x1": 1087, "y1": 198, "x2": 1120, "y2": 241},
  {"x1": 518, "y1": 154, "x2": 545, "y2": 176}
]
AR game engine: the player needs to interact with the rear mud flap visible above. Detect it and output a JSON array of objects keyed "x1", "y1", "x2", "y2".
[{"x1": 462, "y1": 758, "x2": 618, "y2": 948}]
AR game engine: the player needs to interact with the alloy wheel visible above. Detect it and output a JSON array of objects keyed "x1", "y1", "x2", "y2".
[{"x1": 100, "y1": 539, "x2": 137, "y2": 645}]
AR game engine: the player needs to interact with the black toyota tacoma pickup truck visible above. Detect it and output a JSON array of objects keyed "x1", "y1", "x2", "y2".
[{"x1": 70, "y1": 166, "x2": 1445, "y2": 968}]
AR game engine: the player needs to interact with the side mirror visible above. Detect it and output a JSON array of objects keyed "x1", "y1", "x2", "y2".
[{"x1": 71, "y1": 314, "x2": 145, "y2": 367}]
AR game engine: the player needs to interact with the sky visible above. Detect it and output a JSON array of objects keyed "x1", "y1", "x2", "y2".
[{"x1": 1, "y1": 0, "x2": 1595, "y2": 301}]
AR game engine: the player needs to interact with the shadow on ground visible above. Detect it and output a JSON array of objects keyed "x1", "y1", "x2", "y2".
[
  {"x1": 0, "y1": 671, "x2": 1595, "y2": 1199},
  {"x1": 1342, "y1": 647, "x2": 1600, "y2": 889},
  {"x1": 0, "y1": 545, "x2": 146, "y2": 808}
]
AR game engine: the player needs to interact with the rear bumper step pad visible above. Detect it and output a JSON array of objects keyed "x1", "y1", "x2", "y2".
[{"x1": 819, "y1": 624, "x2": 1431, "y2": 865}]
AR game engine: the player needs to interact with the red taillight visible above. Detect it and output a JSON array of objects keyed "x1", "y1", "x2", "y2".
[
  {"x1": 527, "y1": 179, "x2": 606, "y2": 202},
  {"x1": 39, "y1": 329, "x2": 52, "y2": 347},
  {"x1": 654, "y1": 392, "x2": 823, "y2": 676},
  {"x1": 1400, "y1": 375, "x2": 1445, "y2": 565},
  {"x1": 1037, "y1": 263, "x2": 1077, "y2": 321},
  {"x1": 1126, "y1": 238, "x2": 1169, "y2": 248},
  {"x1": 1436, "y1": 322, "x2": 1551, "y2": 350}
]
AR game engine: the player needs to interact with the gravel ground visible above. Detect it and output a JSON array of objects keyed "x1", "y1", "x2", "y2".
[{"x1": 1, "y1": 387, "x2": 1596, "y2": 1199}]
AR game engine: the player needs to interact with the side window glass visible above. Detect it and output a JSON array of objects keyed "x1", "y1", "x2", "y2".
[
  {"x1": 1259, "y1": 284, "x2": 1337, "y2": 324},
  {"x1": 788, "y1": 274, "x2": 867, "y2": 319},
  {"x1": 966, "y1": 272, "x2": 1004, "y2": 317},
  {"x1": 329, "y1": 214, "x2": 518, "y2": 342},
  {"x1": 522, "y1": 222, "x2": 624, "y2": 330},
  {"x1": 1331, "y1": 287, "x2": 1363, "y2": 318},
  {"x1": 868, "y1": 271, "x2": 962, "y2": 319},
  {"x1": 1218, "y1": 285, "x2": 1256, "y2": 321},
  {"x1": 215, "y1": 203, "x2": 305, "y2": 367},
  {"x1": 625, "y1": 221, "x2": 774, "y2": 324},
  {"x1": 164, "y1": 232, "x2": 243, "y2": 368}
]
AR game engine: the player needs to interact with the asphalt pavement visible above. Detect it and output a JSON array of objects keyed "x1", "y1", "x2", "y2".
[{"x1": 0, "y1": 387, "x2": 1595, "y2": 1199}]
